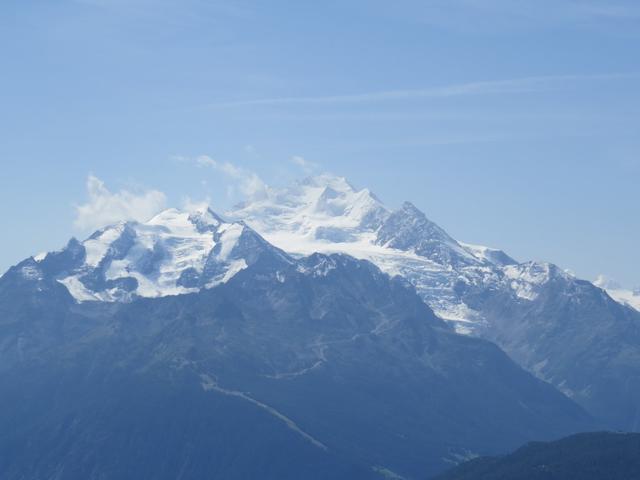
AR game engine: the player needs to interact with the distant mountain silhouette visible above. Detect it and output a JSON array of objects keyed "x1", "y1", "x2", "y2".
[{"x1": 432, "y1": 431, "x2": 640, "y2": 480}]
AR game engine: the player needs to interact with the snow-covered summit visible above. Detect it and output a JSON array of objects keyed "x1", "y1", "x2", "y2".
[
  {"x1": 10, "y1": 173, "x2": 640, "y2": 430},
  {"x1": 31, "y1": 205, "x2": 289, "y2": 303},
  {"x1": 229, "y1": 173, "x2": 510, "y2": 267},
  {"x1": 231, "y1": 173, "x2": 389, "y2": 244},
  {"x1": 227, "y1": 173, "x2": 526, "y2": 330},
  {"x1": 17, "y1": 173, "x2": 634, "y2": 328}
]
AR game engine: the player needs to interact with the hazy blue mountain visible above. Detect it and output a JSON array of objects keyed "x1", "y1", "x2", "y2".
[
  {"x1": 229, "y1": 174, "x2": 640, "y2": 431},
  {"x1": 431, "y1": 431, "x2": 640, "y2": 480},
  {"x1": 460, "y1": 262, "x2": 640, "y2": 431},
  {"x1": 0, "y1": 215, "x2": 593, "y2": 479}
]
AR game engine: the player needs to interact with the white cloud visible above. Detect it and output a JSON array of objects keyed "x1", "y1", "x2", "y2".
[
  {"x1": 74, "y1": 175, "x2": 167, "y2": 231},
  {"x1": 594, "y1": 274, "x2": 623, "y2": 290},
  {"x1": 195, "y1": 155, "x2": 269, "y2": 200},
  {"x1": 181, "y1": 196, "x2": 212, "y2": 213},
  {"x1": 195, "y1": 155, "x2": 216, "y2": 167},
  {"x1": 291, "y1": 155, "x2": 319, "y2": 174}
]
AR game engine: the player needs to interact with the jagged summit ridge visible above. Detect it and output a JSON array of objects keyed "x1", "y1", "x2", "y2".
[
  {"x1": 231, "y1": 173, "x2": 390, "y2": 244},
  {"x1": 226, "y1": 173, "x2": 640, "y2": 430},
  {"x1": 375, "y1": 201, "x2": 480, "y2": 267},
  {"x1": 0, "y1": 213, "x2": 594, "y2": 479},
  {"x1": 7, "y1": 172, "x2": 640, "y2": 432},
  {"x1": 26, "y1": 205, "x2": 290, "y2": 303},
  {"x1": 228, "y1": 173, "x2": 521, "y2": 327}
]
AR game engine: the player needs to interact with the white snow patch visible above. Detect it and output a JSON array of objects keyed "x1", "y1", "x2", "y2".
[
  {"x1": 502, "y1": 262, "x2": 569, "y2": 301},
  {"x1": 83, "y1": 224, "x2": 125, "y2": 267},
  {"x1": 217, "y1": 223, "x2": 244, "y2": 260},
  {"x1": 58, "y1": 276, "x2": 99, "y2": 302},
  {"x1": 605, "y1": 288, "x2": 640, "y2": 312},
  {"x1": 206, "y1": 259, "x2": 247, "y2": 288}
]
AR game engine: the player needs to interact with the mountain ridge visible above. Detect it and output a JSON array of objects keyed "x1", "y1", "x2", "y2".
[
  {"x1": 226, "y1": 173, "x2": 640, "y2": 431},
  {"x1": 0, "y1": 236, "x2": 594, "y2": 479},
  {"x1": 4, "y1": 173, "x2": 639, "y2": 433},
  {"x1": 15, "y1": 206, "x2": 291, "y2": 304}
]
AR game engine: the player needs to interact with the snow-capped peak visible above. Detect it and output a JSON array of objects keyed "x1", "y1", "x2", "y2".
[
  {"x1": 374, "y1": 201, "x2": 481, "y2": 267},
  {"x1": 230, "y1": 173, "x2": 390, "y2": 245},
  {"x1": 225, "y1": 174, "x2": 538, "y2": 330},
  {"x1": 32, "y1": 206, "x2": 286, "y2": 303}
]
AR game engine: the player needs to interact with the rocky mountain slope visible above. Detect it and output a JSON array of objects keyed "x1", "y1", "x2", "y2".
[
  {"x1": 0, "y1": 212, "x2": 592, "y2": 479},
  {"x1": 229, "y1": 174, "x2": 640, "y2": 430}
]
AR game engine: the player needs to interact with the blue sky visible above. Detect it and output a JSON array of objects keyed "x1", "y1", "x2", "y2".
[{"x1": 1, "y1": 0, "x2": 639, "y2": 286}]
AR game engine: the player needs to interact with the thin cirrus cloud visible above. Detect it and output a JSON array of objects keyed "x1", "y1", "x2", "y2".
[
  {"x1": 208, "y1": 73, "x2": 640, "y2": 108},
  {"x1": 74, "y1": 175, "x2": 167, "y2": 231},
  {"x1": 290, "y1": 155, "x2": 319, "y2": 174},
  {"x1": 193, "y1": 155, "x2": 270, "y2": 200},
  {"x1": 176, "y1": 154, "x2": 321, "y2": 199}
]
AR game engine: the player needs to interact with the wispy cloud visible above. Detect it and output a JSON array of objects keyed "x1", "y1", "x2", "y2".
[
  {"x1": 208, "y1": 73, "x2": 639, "y2": 108},
  {"x1": 290, "y1": 155, "x2": 319, "y2": 174},
  {"x1": 181, "y1": 196, "x2": 212, "y2": 212},
  {"x1": 190, "y1": 155, "x2": 270, "y2": 200},
  {"x1": 176, "y1": 153, "x2": 322, "y2": 197},
  {"x1": 74, "y1": 175, "x2": 167, "y2": 231}
]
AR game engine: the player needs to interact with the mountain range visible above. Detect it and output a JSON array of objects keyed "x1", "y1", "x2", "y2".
[
  {"x1": 229, "y1": 174, "x2": 640, "y2": 431},
  {"x1": 1, "y1": 173, "x2": 638, "y2": 479},
  {"x1": 1, "y1": 214, "x2": 591, "y2": 479}
]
